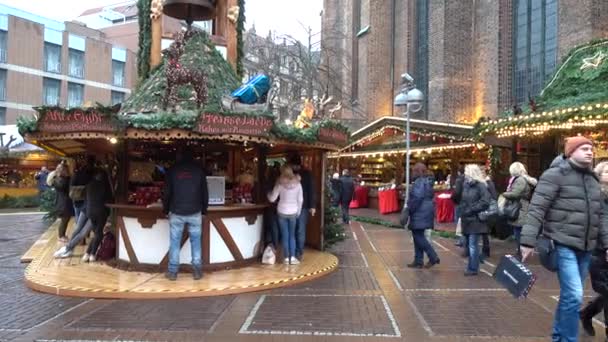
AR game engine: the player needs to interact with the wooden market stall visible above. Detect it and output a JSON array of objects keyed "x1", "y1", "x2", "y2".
[
  {"x1": 328, "y1": 116, "x2": 486, "y2": 212},
  {"x1": 475, "y1": 39, "x2": 608, "y2": 186},
  {"x1": 19, "y1": 27, "x2": 349, "y2": 298}
]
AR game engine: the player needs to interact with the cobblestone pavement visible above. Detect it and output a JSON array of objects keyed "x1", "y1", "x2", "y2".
[{"x1": 1, "y1": 213, "x2": 605, "y2": 341}]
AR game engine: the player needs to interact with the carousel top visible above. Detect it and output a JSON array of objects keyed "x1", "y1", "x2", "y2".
[
  {"x1": 474, "y1": 39, "x2": 608, "y2": 138},
  {"x1": 17, "y1": 30, "x2": 349, "y2": 151}
]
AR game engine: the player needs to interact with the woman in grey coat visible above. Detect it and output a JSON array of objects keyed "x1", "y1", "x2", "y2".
[{"x1": 501, "y1": 162, "x2": 537, "y2": 257}]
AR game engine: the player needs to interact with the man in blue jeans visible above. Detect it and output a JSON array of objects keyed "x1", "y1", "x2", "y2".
[
  {"x1": 521, "y1": 137, "x2": 608, "y2": 342},
  {"x1": 162, "y1": 147, "x2": 209, "y2": 281},
  {"x1": 288, "y1": 154, "x2": 316, "y2": 261}
]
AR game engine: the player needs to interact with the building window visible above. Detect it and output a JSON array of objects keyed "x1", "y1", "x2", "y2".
[
  {"x1": 42, "y1": 78, "x2": 60, "y2": 105},
  {"x1": 43, "y1": 43, "x2": 61, "y2": 74},
  {"x1": 0, "y1": 107, "x2": 5, "y2": 125},
  {"x1": 0, "y1": 69, "x2": 6, "y2": 101},
  {"x1": 111, "y1": 91, "x2": 125, "y2": 105},
  {"x1": 513, "y1": 0, "x2": 559, "y2": 105},
  {"x1": 67, "y1": 82, "x2": 84, "y2": 108},
  {"x1": 68, "y1": 49, "x2": 85, "y2": 78},
  {"x1": 112, "y1": 60, "x2": 125, "y2": 86},
  {"x1": 0, "y1": 30, "x2": 6, "y2": 63}
]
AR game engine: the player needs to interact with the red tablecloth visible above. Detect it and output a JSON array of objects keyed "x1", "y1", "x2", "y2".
[
  {"x1": 378, "y1": 188, "x2": 399, "y2": 214},
  {"x1": 435, "y1": 191, "x2": 454, "y2": 223},
  {"x1": 349, "y1": 186, "x2": 369, "y2": 208}
]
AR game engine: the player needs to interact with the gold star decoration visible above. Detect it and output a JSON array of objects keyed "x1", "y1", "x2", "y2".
[{"x1": 580, "y1": 51, "x2": 606, "y2": 71}]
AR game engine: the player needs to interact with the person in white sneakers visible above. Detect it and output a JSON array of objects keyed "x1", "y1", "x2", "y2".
[{"x1": 267, "y1": 165, "x2": 303, "y2": 265}]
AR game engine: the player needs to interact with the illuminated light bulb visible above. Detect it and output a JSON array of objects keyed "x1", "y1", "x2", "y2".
[{"x1": 109, "y1": 137, "x2": 118, "y2": 144}]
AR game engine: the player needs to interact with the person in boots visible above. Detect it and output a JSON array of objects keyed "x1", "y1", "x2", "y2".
[
  {"x1": 580, "y1": 161, "x2": 608, "y2": 339},
  {"x1": 406, "y1": 163, "x2": 440, "y2": 269},
  {"x1": 521, "y1": 137, "x2": 608, "y2": 342},
  {"x1": 267, "y1": 165, "x2": 303, "y2": 265},
  {"x1": 162, "y1": 147, "x2": 208, "y2": 281}
]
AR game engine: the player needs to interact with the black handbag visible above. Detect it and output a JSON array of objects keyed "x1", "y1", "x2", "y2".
[
  {"x1": 536, "y1": 235, "x2": 558, "y2": 272},
  {"x1": 478, "y1": 199, "x2": 498, "y2": 222},
  {"x1": 500, "y1": 199, "x2": 521, "y2": 221}
]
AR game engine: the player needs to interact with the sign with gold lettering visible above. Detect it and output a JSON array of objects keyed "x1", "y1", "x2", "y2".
[
  {"x1": 195, "y1": 113, "x2": 274, "y2": 137},
  {"x1": 318, "y1": 127, "x2": 348, "y2": 145},
  {"x1": 37, "y1": 110, "x2": 117, "y2": 133}
]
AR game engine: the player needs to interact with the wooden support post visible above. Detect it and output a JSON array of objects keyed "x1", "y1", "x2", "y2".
[{"x1": 150, "y1": 16, "x2": 162, "y2": 69}]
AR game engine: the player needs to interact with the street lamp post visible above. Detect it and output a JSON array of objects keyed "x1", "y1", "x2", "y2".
[{"x1": 394, "y1": 73, "x2": 424, "y2": 225}]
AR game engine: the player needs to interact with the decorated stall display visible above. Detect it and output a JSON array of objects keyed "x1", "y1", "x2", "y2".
[
  {"x1": 19, "y1": 28, "x2": 350, "y2": 276},
  {"x1": 231, "y1": 74, "x2": 271, "y2": 104},
  {"x1": 474, "y1": 39, "x2": 608, "y2": 178}
]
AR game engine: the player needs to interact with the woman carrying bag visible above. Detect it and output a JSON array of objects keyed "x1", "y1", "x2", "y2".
[{"x1": 500, "y1": 162, "x2": 537, "y2": 258}]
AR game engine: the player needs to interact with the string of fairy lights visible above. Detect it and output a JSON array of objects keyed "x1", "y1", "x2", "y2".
[
  {"x1": 328, "y1": 142, "x2": 484, "y2": 159},
  {"x1": 478, "y1": 102, "x2": 608, "y2": 138}
]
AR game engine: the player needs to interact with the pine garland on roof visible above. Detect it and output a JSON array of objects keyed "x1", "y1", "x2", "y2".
[{"x1": 137, "y1": 0, "x2": 152, "y2": 83}]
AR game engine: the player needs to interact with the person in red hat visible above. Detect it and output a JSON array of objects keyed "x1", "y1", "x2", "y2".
[{"x1": 521, "y1": 136, "x2": 608, "y2": 341}]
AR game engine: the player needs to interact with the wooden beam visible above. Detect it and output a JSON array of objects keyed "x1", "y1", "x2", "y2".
[
  {"x1": 211, "y1": 218, "x2": 244, "y2": 261},
  {"x1": 117, "y1": 217, "x2": 139, "y2": 265}
]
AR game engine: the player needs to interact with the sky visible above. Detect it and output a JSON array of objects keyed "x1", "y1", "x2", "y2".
[{"x1": 0, "y1": 0, "x2": 322, "y2": 45}]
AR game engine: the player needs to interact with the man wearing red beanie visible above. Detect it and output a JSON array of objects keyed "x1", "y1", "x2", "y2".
[{"x1": 521, "y1": 136, "x2": 608, "y2": 341}]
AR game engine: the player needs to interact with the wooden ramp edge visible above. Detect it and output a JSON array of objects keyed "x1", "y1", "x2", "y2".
[
  {"x1": 24, "y1": 223, "x2": 338, "y2": 298},
  {"x1": 21, "y1": 219, "x2": 59, "y2": 263}
]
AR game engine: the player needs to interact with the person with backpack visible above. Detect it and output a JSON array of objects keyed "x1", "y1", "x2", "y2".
[
  {"x1": 406, "y1": 163, "x2": 440, "y2": 268},
  {"x1": 500, "y1": 162, "x2": 537, "y2": 258},
  {"x1": 452, "y1": 164, "x2": 491, "y2": 276}
]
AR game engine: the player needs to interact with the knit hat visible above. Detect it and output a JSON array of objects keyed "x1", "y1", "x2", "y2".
[{"x1": 564, "y1": 136, "x2": 593, "y2": 157}]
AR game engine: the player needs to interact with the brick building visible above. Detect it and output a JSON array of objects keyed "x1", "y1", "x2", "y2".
[
  {"x1": 0, "y1": 4, "x2": 137, "y2": 125},
  {"x1": 321, "y1": 0, "x2": 608, "y2": 128}
]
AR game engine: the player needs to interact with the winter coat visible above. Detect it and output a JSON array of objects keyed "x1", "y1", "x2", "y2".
[
  {"x1": 70, "y1": 166, "x2": 93, "y2": 203},
  {"x1": 35, "y1": 170, "x2": 49, "y2": 191},
  {"x1": 521, "y1": 156, "x2": 608, "y2": 252},
  {"x1": 501, "y1": 175, "x2": 538, "y2": 227},
  {"x1": 85, "y1": 169, "x2": 113, "y2": 218},
  {"x1": 339, "y1": 175, "x2": 355, "y2": 206},
  {"x1": 330, "y1": 178, "x2": 342, "y2": 206},
  {"x1": 453, "y1": 179, "x2": 490, "y2": 235},
  {"x1": 486, "y1": 179, "x2": 498, "y2": 200},
  {"x1": 52, "y1": 175, "x2": 73, "y2": 218},
  {"x1": 407, "y1": 175, "x2": 435, "y2": 230},
  {"x1": 590, "y1": 193, "x2": 608, "y2": 296},
  {"x1": 296, "y1": 168, "x2": 316, "y2": 209},
  {"x1": 267, "y1": 176, "x2": 303, "y2": 217},
  {"x1": 162, "y1": 160, "x2": 209, "y2": 216}
]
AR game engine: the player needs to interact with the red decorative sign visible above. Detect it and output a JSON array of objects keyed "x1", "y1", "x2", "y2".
[
  {"x1": 318, "y1": 127, "x2": 348, "y2": 145},
  {"x1": 37, "y1": 110, "x2": 116, "y2": 133},
  {"x1": 195, "y1": 113, "x2": 273, "y2": 137}
]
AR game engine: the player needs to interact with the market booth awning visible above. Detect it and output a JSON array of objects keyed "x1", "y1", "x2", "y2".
[{"x1": 19, "y1": 30, "x2": 347, "y2": 298}]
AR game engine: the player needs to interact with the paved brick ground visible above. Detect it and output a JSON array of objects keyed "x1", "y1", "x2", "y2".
[{"x1": 1, "y1": 213, "x2": 606, "y2": 341}]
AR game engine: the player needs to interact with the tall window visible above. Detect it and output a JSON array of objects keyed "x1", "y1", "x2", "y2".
[
  {"x1": 111, "y1": 91, "x2": 125, "y2": 105},
  {"x1": 112, "y1": 60, "x2": 125, "y2": 86},
  {"x1": 68, "y1": 49, "x2": 84, "y2": 78},
  {"x1": 0, "y1": 107, "x2": 5, "y2": 125},
  {"x1": 0, "y1": 69, "x2": 6, "y2": 101},
  {"x1": 414, "y1": 0, "x2": 429, "y2": 118},
  {"x1": 0, "y1": 30, "x2": 6, "y2": 63},
  {"x1": 43, "y1": 43, "x2": 61, "y2": 73},
  {"x1": 513, "y1": 0, "x2": 559, "y2": 104},
  {"x1": 67, "y1": 82, "x2": 84, "y2": 107},
  {"x1": 42, "y1": 78, "x2": 60, "y2": 105}
]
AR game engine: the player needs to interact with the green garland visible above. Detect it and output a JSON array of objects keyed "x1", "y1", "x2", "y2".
[
  {"x1": 236, "y1": 0, "x2": 246, "y2": 79},
  {"x1": 16, "y1": 115, "x2": 37, "y2": 135},
  {"x1": 351, "y1": 216, "x2": 402, "y2": 228},
  {"x1": 323, "y1": 187, "x2": 345, "y2": 248},
  {"x1": 137, "y1": 0, "x2": 152, "y2": 83}
]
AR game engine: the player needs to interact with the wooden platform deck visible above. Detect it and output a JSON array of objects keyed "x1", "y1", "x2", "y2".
[{"x1": 23, "y1": 221, "x2": 338, "y2": 299}]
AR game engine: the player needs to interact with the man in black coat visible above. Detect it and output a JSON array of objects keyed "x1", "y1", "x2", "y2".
[
  {"x1": 339, "y1": 169, "x2": 355, "y2": 224},
  {"x1": 288, "y1": 154, "x2": 316, "y2": 260},
  {"x1": 163, "y1": 147, "x2": 209, "y2": 281}
]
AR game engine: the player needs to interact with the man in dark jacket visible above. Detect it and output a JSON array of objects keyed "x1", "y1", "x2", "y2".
[
  {"x1": 407, "y1": 163, "x2": 439, "y2": 268},
  {"x1": 163, "y1": 147, "x2": 209, "y2": 281},
  {"x1": 339, "y1": 169, "x2": 355, "y2": 224},
  {"x1": 288, "y1": 154, "x2": 316, "y2": 260},
  {"x1": 521, "y1": 137, "x2": 608, "y2": 342}
]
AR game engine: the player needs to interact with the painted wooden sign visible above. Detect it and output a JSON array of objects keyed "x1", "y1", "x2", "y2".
[
  {"x1": 195, "y1": 113, "x2": 273, "y2": 137},
  {"x1": 37, "y1": 110, "x2": 116, "y2": 133},
  {"x1": 318, "y1": 127, "x2": 349, "y2": 145}
]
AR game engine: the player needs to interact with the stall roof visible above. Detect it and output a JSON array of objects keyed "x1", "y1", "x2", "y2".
[
  {"x1": 0, "y1": 125, "x2": 44, "y2": 154},
  {"x1": 350, "y1": 116, "x2": 473, "y2": 142},
  {"x1": 475, "y1": 39, "x2": 608, "y2": 139},
  {"x1": 328, "y1": 142, "x2": 484, "y2": 159}
]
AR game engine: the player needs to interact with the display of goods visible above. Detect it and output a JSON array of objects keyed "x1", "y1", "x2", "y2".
[
  {"x1": 233, "y1": 183, "x2": 253, "y2": 204},
  {"x1": 129, "y1": 162, "x2": 155, "y2": 183},
  {"x1": 130, "y1": 186, "x2": 162, "y2": 206}
]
